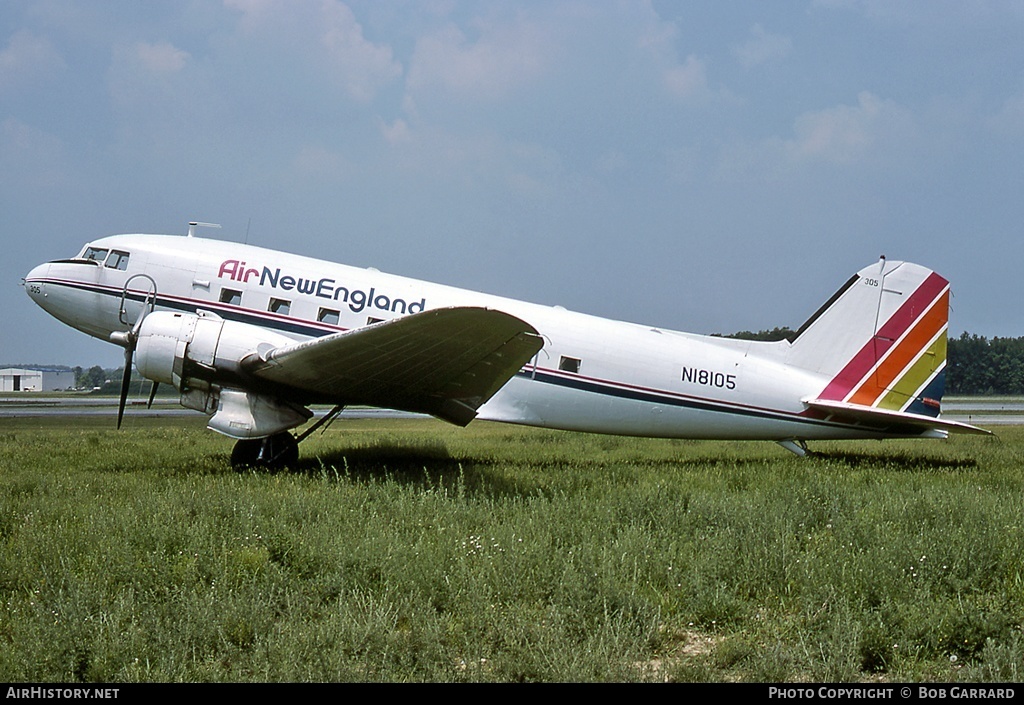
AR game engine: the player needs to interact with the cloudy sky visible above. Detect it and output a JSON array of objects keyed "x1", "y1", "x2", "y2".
[{"x1": 4, "y1": 0, "x2": 1023, "y2": 368}]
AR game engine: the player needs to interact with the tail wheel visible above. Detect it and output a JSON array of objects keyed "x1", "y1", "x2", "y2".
[{"x1": 231, "y1": 432, "x2": 299, "y2": 470}]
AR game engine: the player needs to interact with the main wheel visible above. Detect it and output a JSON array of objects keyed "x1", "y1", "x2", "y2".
[{"x1": 231, "y1": 432, "x2": 299, "y2": 470}]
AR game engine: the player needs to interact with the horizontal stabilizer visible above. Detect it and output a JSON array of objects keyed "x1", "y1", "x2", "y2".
[{"x1": 804, "y1": 398, "x2": 992, "y2": 436}]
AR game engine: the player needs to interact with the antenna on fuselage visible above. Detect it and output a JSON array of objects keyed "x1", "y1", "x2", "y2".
[{"x1": 187, "y1": 221, "x2": 222, "y2": 238}]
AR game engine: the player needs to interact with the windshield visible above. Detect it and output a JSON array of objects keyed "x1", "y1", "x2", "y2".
[{"x1": 82, "y1": 246, "x2": 108, "y2": 262}]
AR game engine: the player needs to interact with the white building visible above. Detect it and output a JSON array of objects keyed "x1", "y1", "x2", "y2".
[{"x1": 0, "y1": 368, "x2": 75, "y2": 392}]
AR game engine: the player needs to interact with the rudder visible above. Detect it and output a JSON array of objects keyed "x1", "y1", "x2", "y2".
[{"x1": 787, "y1": 258, "x2": 950, "y2": 418}]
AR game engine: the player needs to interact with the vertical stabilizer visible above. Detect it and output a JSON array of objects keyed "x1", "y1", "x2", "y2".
[{"x1": 787, "y1": 259, "x2": 949, "y2": 417}]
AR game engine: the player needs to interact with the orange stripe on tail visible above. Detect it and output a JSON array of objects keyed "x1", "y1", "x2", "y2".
[{"x1": 847, "y1": 289, "x2": 949, "y2": 407}]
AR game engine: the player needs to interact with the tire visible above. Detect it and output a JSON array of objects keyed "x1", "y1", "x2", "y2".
[{"x1": 231, "y1": 433, "x2": 298, "y2": 470}]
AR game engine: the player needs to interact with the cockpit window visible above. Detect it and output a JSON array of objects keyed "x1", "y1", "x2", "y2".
[
  {"x1": 83, "y1": 247, "x2": 108, "y2": 262},
  {"x1": 105, "y1": 250, "x2": 130, "y2": 271}
]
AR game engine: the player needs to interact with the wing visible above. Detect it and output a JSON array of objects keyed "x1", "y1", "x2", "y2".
[
  {"x1": 803, "y1": 398, "x2": 992, "y2": 436},
  {"x1": 242, "y1": 306, "x2": 543, "y2": 426}
]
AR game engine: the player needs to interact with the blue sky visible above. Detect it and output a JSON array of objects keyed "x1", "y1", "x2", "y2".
[{"x1": 4, "y1": 0, "x2": 1023, "y2": 368}]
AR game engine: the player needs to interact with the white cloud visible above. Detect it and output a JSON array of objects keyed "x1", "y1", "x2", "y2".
[
  {"x1": 225, "y1": 0, "x2": 401, "y2": 103},
  {"x1": 107, "y1": 40, "x2": 192, "y2": 109},
  {"x1": 406, "y1": 17, "x2": 552, "y2": 100},
  {"x1": 104, "y1": 38, "x2": 227, "y2": 160},
  {"x1": 664, "y1": 55, "x2": 708, "y2": 99},
  {"x1": 629, "y1": 10, "x2": 717, "y2": 102},
  {"x1": 224, "y1": 0, "x2": 286, "y2": 32},
  {"x1": 717, "y1": 91, "x2": 916, "y2": 178},
  {"x1": 133, "y1": 41, "x2": 189, "y2": 74},
  {"x1": 784, "y1": 91, "x2": 914, "y2": 165},
  {"x1": 811, "y1": 0, "x2": 1020, "y2": 28},
  {"x1": 790, "y1": 91, "x2": 885, "y2": 163},
  {"x1": 0, "y1": 29, "x2": 65, "y2": 91},
  {"x1": 732, "y1": 24, "x2": 792, "y2": 69},
  {"x1": 379, "y1": 117, "x2": 412, "y2": 145},
  {"x1": 291, "y1": 144, "x2": 349, "y2": 177},
  {"x1": 318, "y1": 1, "x2": 403, "y2": 103}
]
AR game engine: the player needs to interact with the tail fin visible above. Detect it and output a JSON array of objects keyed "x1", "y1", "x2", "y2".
[{"x1": 788, "y1": 257, "x2": 950, "y2": 417}]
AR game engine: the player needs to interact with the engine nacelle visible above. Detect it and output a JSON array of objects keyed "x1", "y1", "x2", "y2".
[
  {"x1": 133, "y1": 311, "x2": 310, "y2": 437},
  {"x1": 135, "y1": 310, "x2": 296, "y2": 390}
]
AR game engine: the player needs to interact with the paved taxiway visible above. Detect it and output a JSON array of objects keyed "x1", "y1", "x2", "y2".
[
  {"x1": 1, "y1": 396, "x2": 1019, "y2": 424},
  {"x1": 0, "y1": 397, "x2": 425, "y2": 420}
]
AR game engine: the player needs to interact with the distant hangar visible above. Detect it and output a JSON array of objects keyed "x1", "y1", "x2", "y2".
[{"x1": 0, "y1": 368, "x2": 75, "y2": 392}]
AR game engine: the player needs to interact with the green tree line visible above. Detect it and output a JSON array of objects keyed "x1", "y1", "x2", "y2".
[{"x1": 947, "y1": 333, "x2": 1024, "y2": 395}]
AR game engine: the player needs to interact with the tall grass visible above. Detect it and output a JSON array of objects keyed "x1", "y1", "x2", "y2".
[{"x1": 0, "y1": 416, "x2": 1021, "y2": 681}]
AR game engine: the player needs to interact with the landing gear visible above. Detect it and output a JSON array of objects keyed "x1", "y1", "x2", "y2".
[
  {"x1": 231, "y1": 432, "x2": 299, "y2": 470},
  {"x1": 228, "y1": 405, "x2": 345, "y2": 471},
  {"x1": 777, "y1": 439, "x2": 813, "y2": 457}
]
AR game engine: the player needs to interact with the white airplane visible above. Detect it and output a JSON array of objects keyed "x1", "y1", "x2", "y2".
[{"x1": 23, "y1": 224, "x2": 988, "y2": 467}]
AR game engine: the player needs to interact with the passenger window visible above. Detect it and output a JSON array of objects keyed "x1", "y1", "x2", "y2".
[
  {"x1": 83, "y1": 247, "x2": 108, "y2": 262},
  {"x1": 318, "y1": 308, "x2": 340, "y2": 325},
  {"x1": 219, "y1": 288, "x2": 242, "y2": 306},
  {"x1": 269, "y1": 298, "x2": 291, "y2": 316},
  {"x1": 559, "y1": 356, "x2": 581, "y2": 374},
  {"x1": 367, "y1": 317, "x2": 384, "y2": 325},
  {"x1": 105, "y1": 250, "x2": 130, "y2": 270}
]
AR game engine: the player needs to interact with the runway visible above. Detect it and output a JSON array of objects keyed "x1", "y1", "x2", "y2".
[
  {"x1": 1, "y1": 396, "x2": 1019, "y2": 425},
  {"x1": 0, "y1": 396, "x2": 426, "y2": 420},
  {"x1": 940, "y1": 398, "x2": 1024, "y2": 426}
]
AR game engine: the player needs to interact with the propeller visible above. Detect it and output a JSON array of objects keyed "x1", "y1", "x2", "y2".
[
  {"x1": 110, "y1": 277, "x2": 157, "y2": 429},
  {"x1": 112, "y1": 310, "x2": 148, "y2": 429},
  {"x1": 117, "y1": 348, "x2": 133, "y2": 429}
]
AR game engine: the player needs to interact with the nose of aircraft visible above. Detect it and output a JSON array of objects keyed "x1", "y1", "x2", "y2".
[{"x1": 23, "y1": 262, "x2": 49, "y2": 305}]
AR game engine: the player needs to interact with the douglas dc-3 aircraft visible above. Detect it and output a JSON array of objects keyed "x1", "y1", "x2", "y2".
[{"x1": 23, "y1": 224, "x2": 989, "y2": 468}]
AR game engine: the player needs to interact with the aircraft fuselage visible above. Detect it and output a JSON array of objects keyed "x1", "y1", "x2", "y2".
[{"x1": 24, "y1": 233, "x2": 965, "y2": 449}]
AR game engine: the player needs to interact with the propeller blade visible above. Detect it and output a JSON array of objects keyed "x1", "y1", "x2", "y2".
[
  {"x1": 114, "y1": 294, "x2": 154, "y2": 429},
  {"x1": 117, "y1": 347, "x2": 133, "y2": 430}
]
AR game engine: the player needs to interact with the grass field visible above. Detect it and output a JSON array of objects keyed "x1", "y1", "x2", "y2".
[{"x1": 0, "y1": 414, "x2": 1022, "y2": 682}]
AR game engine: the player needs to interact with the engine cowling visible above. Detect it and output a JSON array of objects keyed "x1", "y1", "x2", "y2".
[
  {"x1": 135, "y1": 310, "x2": 295, "y2": 388},
  {"x1": 133, "y1": 310, "x2": 311, "y2": 438}
]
